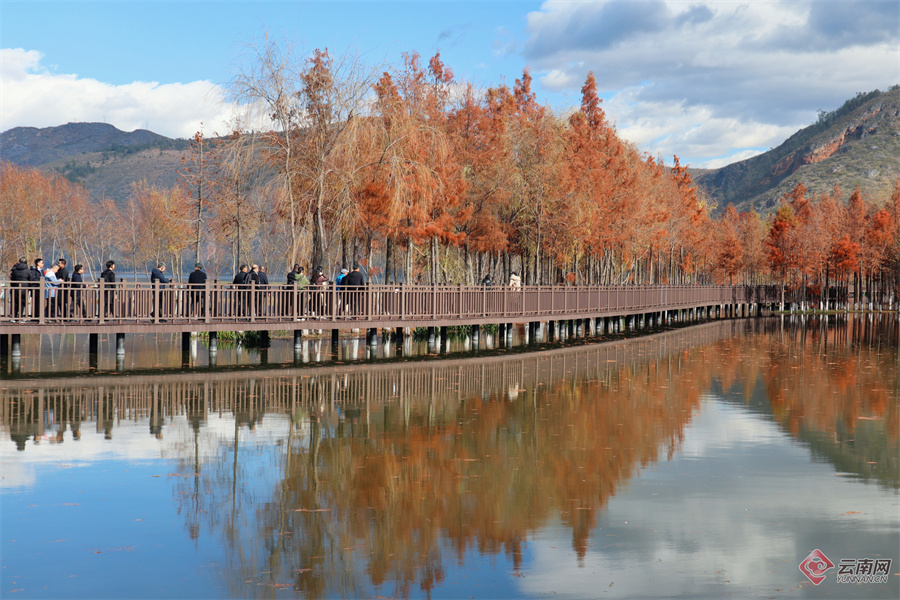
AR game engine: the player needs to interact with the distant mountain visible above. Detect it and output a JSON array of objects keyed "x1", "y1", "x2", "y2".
[
  {"x1": 1, "y1": 122, "x2": 190, "y2": 202},
  {"x1": 694, "y1": 87, "x2": 900, "y2": 214},
  {"x1": 1, "y1": 122, "x2": 184, "y2": 166},
  {"x1": 5, "y1": 98, "x2": 899, "y2": 213}
]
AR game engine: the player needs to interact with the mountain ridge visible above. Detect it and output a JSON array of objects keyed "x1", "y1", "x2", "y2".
[
  {"x1": 692, "y1": 86, "x2": 900, "y2": 212},
  {"x1": 3, "y1": 89, "x2": 898, "y2": 210}
]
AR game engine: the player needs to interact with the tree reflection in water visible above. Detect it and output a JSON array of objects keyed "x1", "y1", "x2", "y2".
[{"x1": 1, "y1": 314, "x2": 897, "y2": 598}]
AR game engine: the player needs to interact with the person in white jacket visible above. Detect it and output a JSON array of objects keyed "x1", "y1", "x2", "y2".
[
  {"x1": 509, "y1": 272, "x2": 521, "y2": 289},
  {"x1": 42, "y1": 263, "x2": 62, "y2": 317}
]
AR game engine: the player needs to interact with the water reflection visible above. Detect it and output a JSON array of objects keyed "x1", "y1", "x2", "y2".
[{"x1": 1, "y1": 315, "x2": 897, "y2": 599}]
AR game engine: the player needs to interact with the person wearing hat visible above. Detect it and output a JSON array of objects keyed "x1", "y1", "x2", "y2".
[
  {"x1": 336, "y1": 267, "x2": 349, "y2": 289},
  {"x1": 188, "y1": 262, "x2": 207, "y2": 316}
]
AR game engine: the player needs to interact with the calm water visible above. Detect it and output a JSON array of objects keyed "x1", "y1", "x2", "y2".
[{"x1": 1, "y1": 315, "x2": 898, "y2": 599}]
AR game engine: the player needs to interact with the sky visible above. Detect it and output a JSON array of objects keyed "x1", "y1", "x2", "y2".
[{"x1": 1, "y1": 0, "x2": 898, "y2": 168}]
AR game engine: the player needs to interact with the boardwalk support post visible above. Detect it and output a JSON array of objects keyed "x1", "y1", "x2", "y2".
[
  {"x1": 116, "y1": 333, "x2": 125, "y2": 355},
  {"x1": 10, "y1": 334, "x2": 21, "y2": 358}
]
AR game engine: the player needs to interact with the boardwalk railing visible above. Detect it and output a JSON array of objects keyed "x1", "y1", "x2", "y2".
[{"x1": 0, "y1": 280, "x2": 784, "y2": 329}]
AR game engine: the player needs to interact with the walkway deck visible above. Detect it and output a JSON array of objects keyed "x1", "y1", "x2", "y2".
[{"x1": 0, "y1": 281, "x2": 780, "y2": 335}]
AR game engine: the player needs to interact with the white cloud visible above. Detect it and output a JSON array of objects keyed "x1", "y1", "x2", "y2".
[
  {"x1": 0, "y1": 48, "x2": 237, "y2": 138},
  {"x1": 521, "y1": 0, "x2": 900, "y2": 165}
]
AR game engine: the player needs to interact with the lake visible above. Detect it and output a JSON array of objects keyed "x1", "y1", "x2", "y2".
[{"x1": 1, "y1": 314, "x2": 898, "y2": 599}]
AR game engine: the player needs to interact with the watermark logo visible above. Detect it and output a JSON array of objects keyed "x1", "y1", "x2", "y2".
[
  {"x1": 836, "y1": 558, "x2": 892, "y2": 584},
  {"x1": 799, "y1": 549, "x2": 835, "y2": 585}
]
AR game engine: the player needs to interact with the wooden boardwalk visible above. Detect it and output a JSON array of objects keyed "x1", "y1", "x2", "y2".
[
  {"x1": 0, "y1": 280, "x2": 780, "y2": 334},
  {"x1": 0, "y1": 280, "x2": 782, "y2": 361}
]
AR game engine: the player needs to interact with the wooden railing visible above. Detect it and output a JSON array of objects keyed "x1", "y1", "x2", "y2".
[{"x1": 0, "y1": 280, "x2": 783, "y2": 328}]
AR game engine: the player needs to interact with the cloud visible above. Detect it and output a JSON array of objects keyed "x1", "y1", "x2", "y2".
[
  {"x1": 0, "y1": 48, "x2": 237, "y2": 138},
  {"x1": 521, "y1": 0, "x2": 900, "y2": 164}
]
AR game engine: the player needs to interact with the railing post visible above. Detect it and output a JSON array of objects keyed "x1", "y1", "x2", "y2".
[
  {"x1": 331, "y1": 281, "x2": 337, "y2": 321},
  {"x1": 250, "y1": 280, "x2": 256, "y2": 322},
  {"x1": 98, "y1": 279, "x2": 105, "y2": 324},
  {"x1": 400, "y1": 284, "x2": 405, "y2": 320},
  {"x1": 38, "y1": 277, "x2": 46, "y2": 324},
  {"x1": 433, "y1": 284, "x2": 437, "y2": 320},
  {"x1": 504, "y1": 283, "x2": 508, "y2": 318},
  {"x1": 153, "y1": 281, "x2": 160, "y2": 324},
  {"x1": 458, "y1": 284, "x2": 463, "y2": 319},
  {"x1": 204, "y1": 282, "x2": 211, "y2": 324}
]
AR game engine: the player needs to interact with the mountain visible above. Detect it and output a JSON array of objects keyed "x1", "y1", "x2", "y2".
[
  {"x1": 694, "y1": 86, "x2": 900, "y2": 214},
  {"x1": 1, "y1": 122, "x2": 189, "y2": 202},
  {"x1": 1, "y1": 122, "x2": 182, "y2": 166},
  {"x1": 4, "y1": 91, "x2": 900, "y2": 211}
]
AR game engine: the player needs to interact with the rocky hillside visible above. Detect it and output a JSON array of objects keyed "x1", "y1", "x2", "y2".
[
  {"x1": 694, "y1": 86, "x2": 900, "y2": 213},
  {"x1": 1, "y1": 122, "x2": 189, "y2": 202},
  {"x1": 1, "y1": 122, "x2": 183, "y2": 166}
]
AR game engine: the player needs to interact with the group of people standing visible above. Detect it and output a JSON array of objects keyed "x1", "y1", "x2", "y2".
[
  {"x1": 8, "y1": 257, "x2": 87, "y2": 320},
  {"x1": 7, "y1": 257, "x2": 522, "y2": 322},
  {"x1": 282, "y1": 264, "x2": 366, "y2": 318}
]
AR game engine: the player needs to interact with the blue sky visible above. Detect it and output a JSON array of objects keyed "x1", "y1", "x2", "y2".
[{"x1": 2, "y1": 1, "x2": 898, "y2": 167}]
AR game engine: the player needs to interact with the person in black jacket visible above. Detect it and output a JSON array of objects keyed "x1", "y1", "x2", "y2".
[
  {"x1": 150, "y1": 263, "x2": 171, "y2": 320},
  {"x1": 9, "y1": 258, "x2": 30, "y2": 320},
  {"x1": 57, "y1": 258, "x2": 70, "y2": 282},
  {"x1": 71, "y1": 264, "x2": 87, "y2": 318},
  {"x1": 342, "y1": 265, "x2": 365, "y2": 317},
  {"x1": 187, "y1": 263, "x2": 207, "y2": 316},
  {"x1": 256, "y1": 265, "x2": 269, "y2": 316},
  {"x1": 232, "y1": 264, "x2": 249, "y2": 316},
  {"x1": 99, "y1": 260, "x2": 116, "y2": 318},
  {"x1": 57, "y1": 258, "x2": 71, "y2": 317},
  {"x1": 150, "y1": 263, "x2": 170, "y2": 284},
  {"x1": 29, "y1": 258, "x2": 44, "y2": 285}
]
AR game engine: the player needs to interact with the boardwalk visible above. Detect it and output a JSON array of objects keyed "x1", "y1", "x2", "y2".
[
  {"x1": 0, "y1": 280, "x2": 779, "y2": 334},
  {"x1": 0, "y1": 279, "x2": 782, "y2": 362}
]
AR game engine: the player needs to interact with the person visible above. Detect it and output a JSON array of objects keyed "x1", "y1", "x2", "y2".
[
  {"x1": 342, "y1": 264, "x2": 365, "y2": 317},
  {"x1": 509, "y1": 272, "x2": 521, "y2": 289},
  {"x1": 71, "y1": 264, "x2": 87, "y2": 318},
  {"x1": 335, "y1": 268, "x2": 349, "y2": 313},
  {"x1": 57, "y1": 258, "x2": 70, "y2": 282},
  {"x1": 310, "y1": 266, "x2": 328, "y2": 317},
  {"x1": 150, "y1": 263, "x2": 171, "y2": 320},
  {"x1": 256, "y1": 265, "x2": 269, "y2": 316},
  {"x1": 336, "y1": 268, "x2": 348, "y2": 288},
  {"x1": 294, "y1": 266, "x2": 311, "y2": 319},
  {"x1": 57, "y1": 258, "x2": 71, "y2": 317},
  {"x1": 150, "y1": 262, "x2": 170, "y2": 284},
  {"x1": 100, "y1": 260, "x2": 116, "y2": 318},
  {"x1": 232, "y1": 264, "x2": 249, "y2": 285},
  {"x1": 232, "y1": 264, "x2": 249, "y2": 316},
  {"x1": 297, "y1": 266, "x2": 310, "y2": 288},
  {"x1": 9, "y1": 257, "x2": 30, "y2": 320},
  {"x1": 42, "y1": 263, "x2": 62, "y2": 318},
  {"x1": 29, "y1": 258, "x2": 44, "y2": 284},
  {"x1": 187, "y1": 262, "x2": 207, "y2": 316},
  {"x1": 286, "y1": 264, "x2": 301, "y2": 315},
  {"x1": 481, "y1": 274, "x2": 494, "y2": 286}
]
